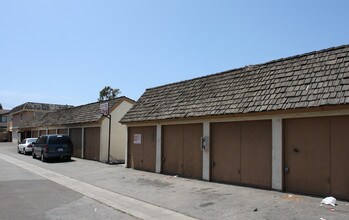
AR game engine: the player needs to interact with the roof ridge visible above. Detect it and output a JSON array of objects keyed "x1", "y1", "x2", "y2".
[
  {"x1": 260, "y1": 44, "x2": 349, "y2": 66},
  {"x1": 25, "y1": 101, "x2": 71, "y2": 106},
  {"x1": 146, "y1": 43, "x2": 349, "y2": 91},
  {"x1": 145, "y1": 68, "x2": 245, "y2": 92},
  {"x1": 22, "y1": 96, "x2": 134, "y2": 128},
  {"x1": 50, "y1": 96, "x2": 131, "y2": 113}
]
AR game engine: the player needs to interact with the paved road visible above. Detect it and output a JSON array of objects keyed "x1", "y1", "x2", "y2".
[
  {"x1": 0, "y1": 154, "x2": 136, "y2": 220},
  {"x1": 1, "y1": 142, "x2": 349, "y2": 220}
]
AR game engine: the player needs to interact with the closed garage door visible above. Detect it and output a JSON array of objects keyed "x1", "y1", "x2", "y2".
[
  {"x1": 32, "y1": 130, "x2": 39, "y2": 138},
  {"x1": 57, "y1": 129, "x2": 68, "y2": 134},
  {"x1": 210, "y1": 122, "x2": 240, "y2": 184},
  {"x1": 284, "y1": 116, "x2": 349, "y2": 200},
  {"x1": 48, "y1": 129, "x2": 56, "y2": 134},
  {"x1": 69, "y1": 128, "x2": 82, "y2": 158},
  {"x1": 39, "y1": 130, "x2": 46, "y2": 136},
  {"x1": 284, "y1": 118, "x2": 330, "y2": 196},
  {"x1": 127, "y1": 126, "x2": 156, "y2": 172},
  {"x1": 162, "y1": 124, "x2": 203, "y2": 179},
  {"x1": 211, "y1": 120, "x2": 272, "y2": 189},
  {"x1": 84, "y1": 127, "x2": 100, "y2": 161},
  {"x1": 330, "y1": 116, "x2": 349, "y2": 200},
  {"x1": 162, "y1": 125, "x2": 182, "y2": 176}
]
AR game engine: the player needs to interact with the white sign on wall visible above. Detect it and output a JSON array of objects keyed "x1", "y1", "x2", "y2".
[{"x1": 134, "y1": 134, "x2": 142, "y2": 144}]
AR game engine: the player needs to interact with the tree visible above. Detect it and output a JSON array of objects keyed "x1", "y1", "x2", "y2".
[
  {"x1": 0, "y1": 103, "x2": 2, "y2": 110},
  {"x1": 98, "y1": 86, "x2": 121, "y2": 102}
]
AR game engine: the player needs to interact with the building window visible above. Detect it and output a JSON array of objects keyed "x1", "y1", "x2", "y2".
[{"x1": 1, "y1": 116, "x2": 7, "y2": 122}]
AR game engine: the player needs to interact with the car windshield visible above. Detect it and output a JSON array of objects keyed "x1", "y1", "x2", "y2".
[
  {"x1": 48, "y1": 136, "x2": 71, "y2": 145},
  {"x1": 28, "y1": 138, "x2": 37, "y2": 143}
]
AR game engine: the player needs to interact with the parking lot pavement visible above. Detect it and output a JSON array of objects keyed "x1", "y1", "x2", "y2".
[
  {"x1": 1, "y1": 142, "x2": 349, "y2": 220},
  {"x1": 0, "y1": 151, "x2": 136, "y2": 220}
]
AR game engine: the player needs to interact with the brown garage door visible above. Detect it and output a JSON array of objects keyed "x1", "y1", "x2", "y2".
[
  {"x1": 32, "y1": 130, "x2": 39, "y2": 138},
  {"x1": 39, "y1": 130, "x2": 47, "y2": 136},
  {"x1": 284, "y1": 117, "x2": 330, "y2": 196},
  {"x1": 48, "y1": 129, "x2": 56, "y2": 134},
  {"x1": 84, "y1": 127, "x2": 100, "y2": 161},
  {"x1": 57, "y1": 129, "x2": 68, "y2": 134},
  {"x1": 240, "y1": 121, "x2": 272, "y2": 188},
  {"x1": 330, "y1": 116, "x2": 349, "y2": 200},
  {"x1": 210, "y1": 122, "x2": 240, "y2": 184},
  {"x1": 285, "y1": 116, "x2": 349, "y2": 200},
  {"x1": 162, "y1": 125, "x2": 183, "y2": 176},
  {"x1": 162, "y1": 124, "x2": 203, "y2": 179},
  {"x1": 211, "y1": 120, "x2": 272, "y2": 189},
  {"x1": 128, "y1": 127, "x2": 143, "y2": 169},
  {"x1": 69, "y1": 128, "x2": 82, "y2": 158},
  {"x1": 127, "y1": 126, "x2": 156, "y2": 172},
  {"x1": 143, "y1": 126, "x2": 156, "y2": 171}
]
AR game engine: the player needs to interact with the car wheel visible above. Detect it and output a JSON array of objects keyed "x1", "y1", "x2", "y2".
[
  {"x1": 66, "y1": 156, "x2": 71, "y2": 161},
  {"x1": 41, "y1": 153, "x2": 47, "y2": 162},
  {"x1": 32, "y1": 151, "x2": 36, "y2": 159},
  {"x1": 23, "y1": 148, "x2": 26, "y2": 155}
]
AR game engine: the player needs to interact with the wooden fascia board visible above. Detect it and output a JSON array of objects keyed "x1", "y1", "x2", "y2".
[{"x1": 122, "y1": 104, "x2": 349, "y2": 126}]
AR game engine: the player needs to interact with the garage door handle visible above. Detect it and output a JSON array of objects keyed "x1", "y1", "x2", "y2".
[
  {"x1": 212, "y1": 162, "x2": 216, "y2": 167},
  {"x1": 284, "y1": 166, "x2": 289, "y2": 173}
]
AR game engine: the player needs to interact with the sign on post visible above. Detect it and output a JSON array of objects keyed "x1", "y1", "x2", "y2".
[{"x1": 100, "y1": 102, "x2": 109, "y2": 116}]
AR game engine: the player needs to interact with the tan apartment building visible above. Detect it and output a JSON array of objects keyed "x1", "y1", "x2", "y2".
[
  {"x1": 21, "y1": 97, "x2": 135, "y2": 163},
  {"x1": 0, "y1": 109, "x2": 10, "y2": 141},
  {"x1": 8, "y1": 102, "x2": 72, "y2": 143}
]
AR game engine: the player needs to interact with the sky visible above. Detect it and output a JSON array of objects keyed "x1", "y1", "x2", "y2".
[{"x1": 1, "y1": 0, "x2": 349, "y2": 109}]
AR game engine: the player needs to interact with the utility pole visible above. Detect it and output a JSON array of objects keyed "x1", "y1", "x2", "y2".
[
  {"x1": 100, "y1": 101, "x2": 111, "y2": 164},
  {"x1": 106, "y1": 114, "x2": 111, "y2": 164}
]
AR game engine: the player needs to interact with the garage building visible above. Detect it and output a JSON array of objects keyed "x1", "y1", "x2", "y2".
[
  {"x1": 121, "y1": 44, "x2": 349, "y2": 200},
  {"x1": 21, "y1": 97, "x2": 135, "y2": 162}
]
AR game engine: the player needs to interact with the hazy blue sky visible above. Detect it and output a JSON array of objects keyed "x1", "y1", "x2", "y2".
[{"x1": 1, "y1": 0, "x2": 349, "y2": 109}]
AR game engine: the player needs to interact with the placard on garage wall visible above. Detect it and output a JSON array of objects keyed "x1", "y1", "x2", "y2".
[{"x1": 133, "y1": 134, "x2": 141, "y2": 144}]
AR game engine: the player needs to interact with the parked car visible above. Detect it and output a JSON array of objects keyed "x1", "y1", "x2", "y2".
[
  {"x1": 32, "y1": 134, "x2": 73, "y2": 162},
  {"x1": 17, "y1": 138, "x2": 37, "y2": 155}
]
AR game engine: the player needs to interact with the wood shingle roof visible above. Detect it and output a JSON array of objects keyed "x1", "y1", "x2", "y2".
[
  {"x1": 21, "y1": 97, "x2": 134, "y2": 128},
  {"x1": 9, "y1": 102, "x2": 72, "y2": 114},
  {"x1": 121, "y1": 44, "x2": 349, "y2": 123}
]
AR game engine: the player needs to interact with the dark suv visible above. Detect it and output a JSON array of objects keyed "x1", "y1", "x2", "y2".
[{"x1": 32, "y1": 134, "x2": 73, "y2": 162}]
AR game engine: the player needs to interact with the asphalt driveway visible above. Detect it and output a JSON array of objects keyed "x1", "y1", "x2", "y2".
[{"x1": 1, "y1": 142, "x2": 348, "y2": 220}]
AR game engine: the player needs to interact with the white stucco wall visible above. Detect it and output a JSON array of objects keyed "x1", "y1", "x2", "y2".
[
  {"x1": 202, "y1": 122, "x2": 210, "y2": 181},
  {"x1": 272, "y1": 117, "x2": 283, "y2": 191},
  {"x1": 155, "y1": 124, "x2": 162, "y2": 173},
  {"x1": 100, "y1": 101, "x2": 134, "y2": 162}
]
